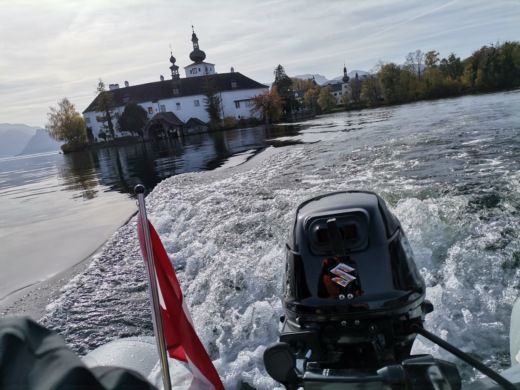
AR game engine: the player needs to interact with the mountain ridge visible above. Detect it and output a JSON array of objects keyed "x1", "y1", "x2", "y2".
[
  {"x1": 18, "y1": 129, "x2": 61, "y2": 156},
  {"x1": 0, "y1": 123, "x2": 60, "y2": 157},
  {"x1": 293, "y1": 70, "x2": 370, "y2": 85}
]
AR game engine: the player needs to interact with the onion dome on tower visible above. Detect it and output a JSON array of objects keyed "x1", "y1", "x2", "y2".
[
  {"x1": 169, "y1": 52, "x2": 179, "y2": 79},
  {"x1": 189, "y1": 26, "x2": 206, "y2": 63},
  {"x1": 342, "y1": 64, "x2": 350, "y2": 83}
]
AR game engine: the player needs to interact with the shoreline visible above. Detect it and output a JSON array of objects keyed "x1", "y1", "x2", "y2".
[{"x1": 0, "y1": 210, "x2": 138, "y2": 321}]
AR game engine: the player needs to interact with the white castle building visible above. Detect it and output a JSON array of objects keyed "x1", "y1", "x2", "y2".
[{"x1": 83, "y1": 28, "x2": 268, "y2": 141}]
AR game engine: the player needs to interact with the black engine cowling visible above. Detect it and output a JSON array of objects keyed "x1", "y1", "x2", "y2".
[{"x1": 281, "y1": 191, "x2": 431, "y2": 369}]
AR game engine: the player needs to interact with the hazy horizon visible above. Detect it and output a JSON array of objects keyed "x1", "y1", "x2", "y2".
[{"x1": 1, "y1": 0, "x2": 519, "y2": 127}]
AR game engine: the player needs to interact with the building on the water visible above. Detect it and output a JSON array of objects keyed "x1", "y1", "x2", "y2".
[{"x1": 82, "y1": 27, "x2": 268, "y2": 141}]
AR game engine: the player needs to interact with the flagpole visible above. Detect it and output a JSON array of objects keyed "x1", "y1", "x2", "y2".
[{"x1": 135, "y1": 184, "x2": 172, "y2": 390}]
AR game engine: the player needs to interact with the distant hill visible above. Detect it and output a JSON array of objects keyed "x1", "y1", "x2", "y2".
[
  {"x1": 330, "y1": 70, "x2": 370, "y2": 82},
  {"x1": 293, "y1": 73, "x2": 330, "y2": 85},
  {"x1": 19, "y1": 129, "x2": 61, "y2": 155},
  {"x1": 0, "y1": 123, "x2": 61, "y2": 157},
  {"x1": 293, "y1": 70, "x2": 370, "y2": 86},
  {"x1": 0, "y1": 124, "x2": 38, "y2": 157}
]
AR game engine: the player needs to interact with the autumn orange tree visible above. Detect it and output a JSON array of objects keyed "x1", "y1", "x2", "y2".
[
  {"x1": 251, "y1": 88, "x2": 284, "y2": 124},
  {"x1": 46, "y1": 98, "x2": 87, "y2": 153}
]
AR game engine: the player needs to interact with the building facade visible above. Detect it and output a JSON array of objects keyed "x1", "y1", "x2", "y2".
[
  {"x1": 83, "y1": 28, "x2": 268, "y2": 141},
  {"x1": 326, "y1": 65, "x2": 351, "y2": 105}
]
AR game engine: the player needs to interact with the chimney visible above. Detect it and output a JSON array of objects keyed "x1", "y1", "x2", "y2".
[
  {"x1": 124, "y1": 80, "x2": 129, "y2": 87},
  {"x1": 109, "y1": 83, "x2": 120, "y2": 90},
  {"x1": 160, "y1": 75, "x2": 165, "y2": 81},
  {"x1": 230, "y1": 66, "x2": 235, "y2": 73}
]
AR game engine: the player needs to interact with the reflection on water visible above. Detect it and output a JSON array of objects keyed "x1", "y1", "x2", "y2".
[
  {"x1": 59, "y1": 152, "x2": 99, "y2": 200},
  {"x1": 51, "y1": 125, "x2": 303, "y2": 199},
  {"x1": 0, "y1": 125, "x2": 307, "y2": 203}
]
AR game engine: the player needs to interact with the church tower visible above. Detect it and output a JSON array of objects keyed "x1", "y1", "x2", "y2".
[
  {"x1": 341, "y1": 64, "x2": 351, "y2": 99},
  {"x1": 342, "y1": 64, "x2": 350, "y2": 84},
  {"x1": 184, "y1": 26, "x2": 216, "y2": 78},
  {"x1": 169, "y1": 52, "x2": 181, "y2": 95}
]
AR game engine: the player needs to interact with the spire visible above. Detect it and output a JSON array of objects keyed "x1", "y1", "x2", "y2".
[
  {"x1": 191, "y1": 25, "x2": 199, "y2": 49},
  {"x1": 169, "y1": 51, "x2": 179, "y2": 79},
  {"x1": 342, "y1": 63, "x2": 350, "y2": 83},
  {"x1": 189, "y1": 26, "x2": 206, "y2": 63}
]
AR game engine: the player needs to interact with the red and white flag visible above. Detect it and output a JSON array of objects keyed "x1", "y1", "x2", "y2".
[{"x1": 137, "y1": 216, "x2": 224, "y2": 390}]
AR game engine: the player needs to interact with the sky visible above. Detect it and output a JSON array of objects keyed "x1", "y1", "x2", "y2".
[{"x1": 1, "y1": 0, "x2": 519, "y2": 127}]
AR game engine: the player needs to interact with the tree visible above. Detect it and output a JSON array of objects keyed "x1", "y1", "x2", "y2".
[
  {"x1": 349, "y1": 73, "x2": 362, "y2": 105},
  {"x1": 118, "y1": 102, "x2": 148, "y2": 138},
  {"x1": 204, "y1": 94, "x2": 222, "y2": 129},
  {"x1": 360, "y1": 76, "x2": 382, "y2": 107},
  {"x1": 440, "y1": 53, "x2": 464, "y2": 80},
  {"x1": 291, "y1": 78, "x2": 316, "y2": 93},
  {"x1": 424, "y1": 50, "x2": 440, "y2": 68},
  {"x1": 423, "y1": 67, "x2": 447, "y2": 98},
  {"x1": 400, "y1": 68, "x2": 422, "y2": 100},
  {"x1": 462, "y1": 45, "x2": 499, "y2": 91},
  {"x1": 95, "y1": 79, "x2": 115, "y2": 138},
  {"x1": 405, "y1": 50, "x2": 425, "y2": 79},
  {"x1": 303, "y1": 87, "x2": 321, "y2": 114},
  {"x1": 273, "y1": 65, "x2": 295, "y2": 116},
  {"x1": 498, "y1": 41, "x2": 520, "y2": 88},
  {"x1": 86, "y1": 127, "x2": 94, "y2": 143},
  {"x1": 203, "y1": 78, "x2": 222, "y2": 129},
  {"x1": 251, "y1": 88, "x2": 283, "y2": 124},
  {"x1": 46, "y1": 98, "x2": 87, "y2": 152},
  {"x1": 273, "y1": 65, "x2": 293, "y2": 96},
  {"x1": 378, "y1": 63, "x2": 404, "y2": 104},
  {"x1": 317, "y1": 86, "x2": 336, "y2": 112}
]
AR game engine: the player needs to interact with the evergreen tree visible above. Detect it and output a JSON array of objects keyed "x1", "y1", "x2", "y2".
[
  {"x1": 273, "y1": 65, "x2": 292, "y2": 96},
  {"x1": 273, "y1": 65, "x2": 295, "y2": 117}
]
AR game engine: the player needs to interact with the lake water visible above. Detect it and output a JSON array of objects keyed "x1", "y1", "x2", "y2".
[
  {"x1": 38, "y1": 90, "x2": 520, "y2": 387},
  {"x1": 0, "y1": 126, "x2": 301, "y2": 300}
]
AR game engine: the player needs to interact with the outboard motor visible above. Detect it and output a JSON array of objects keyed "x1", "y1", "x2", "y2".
[
  {"x1": 282, "y1": 191, "x2": 428, "y2": 368},
  {"x1": 264, "y1": 191, "x2": 460, "y2": 389},
  {"x1": 264, "y1": 191, "x2": 520, "y2": 389}
]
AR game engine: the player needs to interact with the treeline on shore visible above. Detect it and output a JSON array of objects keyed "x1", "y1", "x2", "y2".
[
  {"x1": 362, "y1": 41, "x2": 520, "y2": 107},
  {"x1": 255, "y1": 41, "x2": 520, "y2": 123}
]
